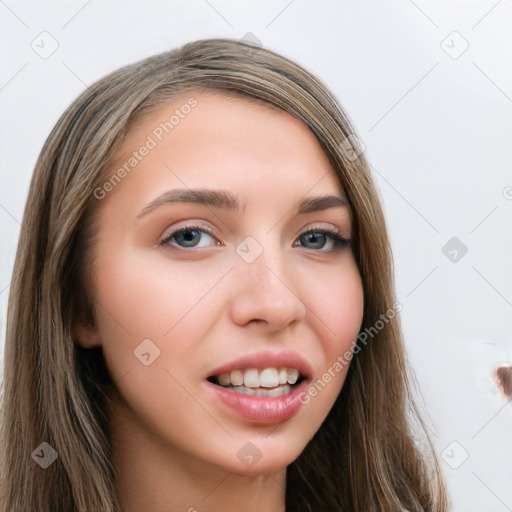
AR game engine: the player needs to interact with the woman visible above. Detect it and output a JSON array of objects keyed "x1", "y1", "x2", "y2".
[{"x1": 0, "y1": 38, "x2": 450, "y2": 511}]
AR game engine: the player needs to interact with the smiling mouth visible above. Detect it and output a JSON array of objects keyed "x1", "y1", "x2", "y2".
[{"x1": 207, "y1": 367, "x2": 306, "y2": 397}]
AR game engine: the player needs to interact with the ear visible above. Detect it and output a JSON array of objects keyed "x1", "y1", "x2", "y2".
[
  {"x1": 72, "y1": 292, "x2": 101, "y2": 348},
  {"x1": 74, "y1": 321, "x2": 101, "y2": 348}
]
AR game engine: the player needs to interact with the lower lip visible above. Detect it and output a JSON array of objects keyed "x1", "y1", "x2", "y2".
[{"x1": 205, "y1": 379, "x2": 309, "y2": 423}]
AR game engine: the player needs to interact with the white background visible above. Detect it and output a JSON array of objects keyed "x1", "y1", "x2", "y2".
[{"x1": 1, "y1": 1, "x2": 511, "y2": 510}]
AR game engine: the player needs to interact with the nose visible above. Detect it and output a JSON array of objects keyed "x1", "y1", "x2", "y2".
[{"x1": 229, "y1": 240, "x2": 307, "y2": 333}]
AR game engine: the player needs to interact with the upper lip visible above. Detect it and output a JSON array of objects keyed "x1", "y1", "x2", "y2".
[{"x1": 207, "y1": 350, "x2": 313, "y2": 380}]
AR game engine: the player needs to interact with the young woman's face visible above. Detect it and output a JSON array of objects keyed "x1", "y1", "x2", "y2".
[{"x1": 80, "y1": 92, "x2": 364, "y2": 475}]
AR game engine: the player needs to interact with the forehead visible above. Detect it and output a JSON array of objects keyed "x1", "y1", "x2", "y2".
[{"x1": 105, "y1": 91, "x2": 346, "y2": 211}]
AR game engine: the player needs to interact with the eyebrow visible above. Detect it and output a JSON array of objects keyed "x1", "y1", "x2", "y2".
[
  {"x1": 296, "y1": 194, "x2": 349, "y2": 214},
  {"x1": 137, "y1": 188, "x2": 349, "y2": 218}
]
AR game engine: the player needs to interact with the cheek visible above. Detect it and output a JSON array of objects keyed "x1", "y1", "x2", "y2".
[
  {"x1": 307, "y1": 259, "x2": 364, "y2": 358},
  {"x1": 95, "y1": 245, "x2": 226, "y2": 328},
  {"x1": 91, "y1": 249, "x2": 228, "y2": 381},
  {"x1": 297, "y1": 259, "x2": 364, "y2": 411}
]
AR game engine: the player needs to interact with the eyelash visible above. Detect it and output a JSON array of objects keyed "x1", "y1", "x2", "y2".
[{"x1": 158, "y1": 223, "x2": 351, "y2": 252}]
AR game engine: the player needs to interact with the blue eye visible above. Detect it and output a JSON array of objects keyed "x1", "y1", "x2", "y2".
[
  {"x1": 296, "y1": 229, "x2": 351, "y2": 251},
  {"x1": 159, "y1": 225, "x2": 219, "y2": 248},
  {"x1": 159, "y1": 225, "x2": 350, "y2": 252}
]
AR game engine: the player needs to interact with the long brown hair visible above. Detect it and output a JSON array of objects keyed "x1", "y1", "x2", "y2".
[{"x1": 0, "y1": 38, "x2": 450, "y2": 511}]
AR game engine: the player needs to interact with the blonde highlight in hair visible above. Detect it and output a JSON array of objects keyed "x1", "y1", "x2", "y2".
[{"x1": 1, "y1": 38, "x2": 449, "y2": 511}]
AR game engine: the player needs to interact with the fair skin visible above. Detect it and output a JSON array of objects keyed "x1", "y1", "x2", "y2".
[{"x1": 75, "y1": 92, "x2": 364, "y2": 512}]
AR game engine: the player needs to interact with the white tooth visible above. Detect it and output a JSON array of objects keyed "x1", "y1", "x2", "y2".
[
  {"x1": 278, "y1": 367, "x2": 288, "y2": 385},
  {"x1": 259, "y1": 368, "x2": 279, "y2": 388},
  {"x1": 287, "y1": 368, "x2": 299, "y2": 385},
  {"x1": 217, "y1": 373, "x2": 231, "y2": 386},
  {"x1": 230, "y1": 369, "x2": 243, "y2": 386},
  {"x1": 244, "y1": 368, "x2": 260, "y2": 388}
]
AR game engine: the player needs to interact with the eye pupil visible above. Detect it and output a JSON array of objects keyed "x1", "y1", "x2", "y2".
[
  {"x1": 176, "y1": 229, "x2": 201, "y2": 247},
  {"x1": 302, "y1": 232, "x2": 326, "y2": 249}
]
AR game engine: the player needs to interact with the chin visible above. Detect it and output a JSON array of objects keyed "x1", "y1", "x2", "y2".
[{"x1": 217, "y1": 436, "x2": 308, "y2": 476}]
